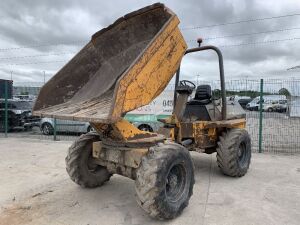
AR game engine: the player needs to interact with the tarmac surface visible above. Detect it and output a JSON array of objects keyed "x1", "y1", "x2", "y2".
[{"x1": 0, "y1": 137, "x2": 299, "y2": 225}]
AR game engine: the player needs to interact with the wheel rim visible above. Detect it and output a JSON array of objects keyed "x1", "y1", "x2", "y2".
[
  {"x1": 237, "y1": 142, "x2": 248, "y2": 168},
  {"x1": 43, "y1": 124, "x2": 50, "y2": 134},
  {"x1": 165, "y1": 164, "x2": 186, "y2": 202},
  {"x1": 140, "y1": 126, "x2": 148, "y2": 131}
]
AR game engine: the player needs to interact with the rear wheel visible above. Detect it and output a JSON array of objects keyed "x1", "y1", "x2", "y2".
[
  {"x1": 135, "y1": 143, "x2": 194, "y2": 220},
  {"x1": 41, "y1": 122, "x2": 53, "y2": 135},
  {"x1": 138, "y1": 124, "x2": 153, "y2": 132},
  {"x1": 66, "y1": 132, "x2": 111, "y2": 188},
  {"x1": 216, "y1": 129, "x2": 251, "y2": 177}
]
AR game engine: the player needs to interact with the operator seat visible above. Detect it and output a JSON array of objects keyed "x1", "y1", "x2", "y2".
[
  {"x1": 183, "y1": 85, "x2": 212, "y2": 121},
  {"x1": 188, "y1": 85, "x2": 212, "y2": 105}
]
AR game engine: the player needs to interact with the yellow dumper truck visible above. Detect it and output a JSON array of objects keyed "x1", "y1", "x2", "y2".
[{"x1": 33, "y1": 3, "x2": 251, "y2": 220}]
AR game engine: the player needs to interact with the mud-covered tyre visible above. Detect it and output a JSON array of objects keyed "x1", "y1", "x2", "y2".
[
  {"x1": 216, "y1": 129, "x2": 251, "y2": 177},
  {"x1": 135, "y1": 143, "x2": 194, "y2": 220},
  {"x1": 66, "y1": 132, "x2": 112, "y2": 188}
]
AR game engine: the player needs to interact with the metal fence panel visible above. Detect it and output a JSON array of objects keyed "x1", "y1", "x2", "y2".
[
  {"x1": 1, "y1": 79, "x2": 300, "y2": 154},
  {"x1": 260, "y1": 79, "x2": 300, "y2": 153}
]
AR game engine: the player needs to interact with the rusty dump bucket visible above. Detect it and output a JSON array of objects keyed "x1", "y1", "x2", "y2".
[{"x1": 33, "y1": 3, "x2": 187, "y2": 123}]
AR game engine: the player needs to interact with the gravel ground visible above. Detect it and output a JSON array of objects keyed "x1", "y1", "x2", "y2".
[{"x1": 0, "y1": 138, "x2": 300, "y2": 225}]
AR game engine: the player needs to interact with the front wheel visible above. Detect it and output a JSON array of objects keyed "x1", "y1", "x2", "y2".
[
  {"x1": 135, "y1": 143, "x2": 194, "y2": 220},
  {"x1": 216, "y1": 129, "x2": 251, "y2": 177},
  {"x1": 66, "y1": 132, "x2": 112, "y2": 188}
]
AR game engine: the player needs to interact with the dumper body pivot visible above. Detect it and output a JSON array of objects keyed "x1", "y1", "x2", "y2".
[{"x1": 33, "y1": 3, "x2": 251, "y2": 220}]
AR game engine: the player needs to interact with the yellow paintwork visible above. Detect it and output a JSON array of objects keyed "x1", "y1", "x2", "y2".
[
  {"x1": 169, "y1": 128, "x2": 175, "y2": 140},
  {"x1": 91, "y1": 119, "x2": 155, "y2": 141},
  {"x1": 192, "y1": 119, "x2": 246, "y2": 147},
  {"x1": 159, "y1": 114, "x2": 246, "y2": 147},
  {"x1": 193, "y1": 119, "x2": 246, "y2": 130},
  {"x1": 111, "y1": 119, "x2": 154, "y2": 140},
  {"x1": 234, "y1": 121, "x2": 246, "y2": 129},
  {"x1": 111, "y1": 16, "x2": 187, "y2": 121},
  {"x1": 170, "y1": 118, "x2": 247, "y2": 147},
  {"x1": 207, "y1": 128, "x2": 217, "y2": 140}
]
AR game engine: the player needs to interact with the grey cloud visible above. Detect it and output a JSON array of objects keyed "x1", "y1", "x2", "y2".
[{"x1": 0, "y1": 0, "x2": 300, "y2": 82}]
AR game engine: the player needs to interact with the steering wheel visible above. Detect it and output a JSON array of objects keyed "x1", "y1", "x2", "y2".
[{"x1": 179, "y1": 80, "x2": 196, "y2": 89}]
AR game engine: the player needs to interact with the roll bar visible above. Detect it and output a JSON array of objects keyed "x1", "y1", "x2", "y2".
[{"x1": 174, "y1": 39, "x2": 227, "y2": 120}]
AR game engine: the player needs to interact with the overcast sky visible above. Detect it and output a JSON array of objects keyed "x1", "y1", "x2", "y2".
[{"x1": 1, "y1": 0, "x2": 300, "y2": 84}]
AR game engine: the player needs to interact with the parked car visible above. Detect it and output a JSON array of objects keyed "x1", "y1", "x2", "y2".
[
  {"x1": 124, "y1": 114, "x2": 166, "y2": 132},
  {"x1": 13, "y1": 94, "x2": 36, "y2": 101},
  {"x1": 246, "y1": 99, "x2": 262, "y2": 111},
  {"x1": 246, "y1": 95, "x2": 287, "y2": 112},
  {"x1": 0, "y1": 99, "x2": 39, "y2": 131},
  {"x1": 263, "y1": 100, "x2": 277, "y2": 112},
  {"x1": 238, "y1": 98, "x2": 252, "y2": 109},
  {"x1": 263, "y1": 99, "x2": 288, "y2": 113},
  {"x1": 273, "y1": 100, "x2": 288, "y2": 113},
  {"x1": 40, "y1": 118, "x2": 94, "y2": 135}
]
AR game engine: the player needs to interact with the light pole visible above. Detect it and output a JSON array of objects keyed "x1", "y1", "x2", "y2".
[
  {"x1": 196, "y1": 75, "x2": 200, "y2": 85},
  {"x1": 43, "y1": 71, "x2": 46, "y2": 84},
  {"x1": 245, "y1": 75, "x2": 248, "y2": 92}
]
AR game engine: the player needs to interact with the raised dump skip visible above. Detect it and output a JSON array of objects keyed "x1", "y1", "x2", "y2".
[{"x1": 33, "y1": 3, "x2": 187, "y2": 123}]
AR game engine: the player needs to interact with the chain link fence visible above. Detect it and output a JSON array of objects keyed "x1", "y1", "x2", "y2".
[{"x1": 1, "y1": 78, "x2": 300, "y2": 154}]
